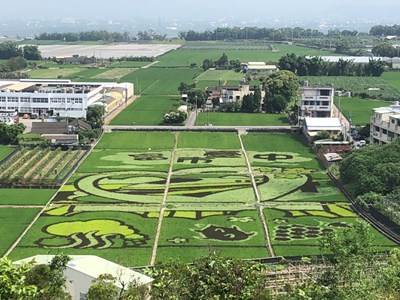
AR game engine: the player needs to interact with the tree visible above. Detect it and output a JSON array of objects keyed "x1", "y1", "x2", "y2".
[
  {"x1": 0, "y1": 41, "x2": 23, "y2": 59},
  {"x1": 216, "y1": 53, "x2": 229, "y2": 69},
  {"x1": 87, "y1": 274, "x2": 119, "y2": 300},
  {"x1": 148, "y1": 253, "x2": 271, "y2": 300},
  {"x1": 23, "y1": 45, "x2": 41, "y2": 60},
  {"x1": 240, "y1": 94, "x2": 254, "y2": 113},
  {"x1": 187, "y1": 89, "x2": 207, "y2": 108},
  {"x1": 202, "y1": 58, "x2": 214, "y2": 71},
  {"x1": 178, "y1": 82, "x2": 196, "y2": 94},
  {"x1": 86, "y1": 105, "x2": 106, "y2": 129},
  {"x1": 263, "y1": 70, "x2": 299, "y2": 113},
  {"x1": 163, "y1": 110, "x2": 187, "y2": 125},
  {"x1": 335, "y1": 39, "x2": 351, "y2": 54},
  {"x1": 0, "y1": 257, "x2": 38, "y2": 300},
  {"x1": 372, "y1": 42, "x2": 397, "y2": 57},
  {"x1": 0, "y1": 123, "x2": 26, "y2": 145},
  {"x1": 25, "y1": 254, "x2": 71, "y2": 300}
]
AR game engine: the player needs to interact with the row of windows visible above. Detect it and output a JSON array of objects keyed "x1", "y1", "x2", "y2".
[
  {"x1": 303, "y1": 101, "x2": 330, "y2": 106},
  {"x1": 32, "y1": 98, "x2": 48, "y2": 103}
]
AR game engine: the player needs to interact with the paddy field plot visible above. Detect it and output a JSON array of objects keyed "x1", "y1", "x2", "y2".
[
  {"x1": 10, "y1": 132, "x2": 396, "y2": 266},
  {"x1": 27, "y1": 67, "x2": 81, "y2": 79},
  {"x1": 334, "y1": 97, "x2": 389, "y2": 126},
  {"x1": 0, "y1": 145, "x2": 14, "y2": 161},
  {"x1": 196, "y1": 112, "x2": 289, "y2": 126}
]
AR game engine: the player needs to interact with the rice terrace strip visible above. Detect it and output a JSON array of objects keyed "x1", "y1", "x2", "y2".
[{"x1": 9, "y1": 131, "x2": 397, "y2": 267}]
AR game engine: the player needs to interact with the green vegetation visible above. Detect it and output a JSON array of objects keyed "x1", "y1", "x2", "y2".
[
  {"x1": 177, "y1": 132, "x2": 240, "y2": 149},
  {"x1": 300, "y1": 76, "x2": 400, "y2": 101},
  {"x1": 334, "y1": 97, "x2": 388, "y2": 125},
  {"x1": 382, "y1": 71, "x2": 400, "y2": 91},
  {"x1": 27, "y1": 67, "x2": 81, "y2": 79},
  {"x1": 196, "y1": 112, "x2": 289, "y2": 126},
  {"x1": 194, "y1": 69, "x2": 244, "y2": 82},
  {"x1": 0, "y1": 189, "x2": 56, "y2": 205},
  {"x1": 0, "y1": 145, "x2": 14, "y2": 161},
  {"x1": 110, "y1": 95, "x2": 180, "y2": 125},
  {"x1": 0, "y1": 208, "x2": 40, "y2": 256}
]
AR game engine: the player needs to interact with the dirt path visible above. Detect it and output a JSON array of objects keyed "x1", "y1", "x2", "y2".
[
  {"x1": 150, "y1": 132, "x2": 179, "y2": 265},
  {"x1": 238, "y1": 131, "x2": 275, "y2": 257},
  {"x1": 142, "y1": 61, "x2": 159, "y2": 69},
  {"x1": 185, "y1": 109, "x2": 198, "y2": 127}
]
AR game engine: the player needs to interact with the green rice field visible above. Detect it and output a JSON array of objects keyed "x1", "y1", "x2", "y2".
[
  {"x1": 196, "y1": 112, "x2": 289, "y2": 126},
  {"x1": 9, "y1": 132, "x2": 396, "y2": 266}
]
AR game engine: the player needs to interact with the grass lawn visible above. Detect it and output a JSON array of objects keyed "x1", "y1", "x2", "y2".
[
  {"x1": 334, "y1": 97, "x2": 389, "y2": 126},
  {"x1": 0, "y1": 208, "x2": 40, "y2": 256},
  {"x1": 196, "y1": 112, "x2": 289, "y2": 126},
  {"x1": 27, "y1": 67, "x2": 81, "y2": 79},
  {"x1": 96, "y1": 131, "x2": 176, "y2": 150},
  {"x1": 177, "y1": 132, "x2": 241, "y2": 149},
  {"x1": 0, "y1": 145, "x2": 14, "y2": 161},
  {"x1": 0, "y1": 189, "x2": 56, "y2": 205},
  {"x1": 110, "y1": 95, "x2": 180, "y2": 125},
  {"x1": 382, "y1": 71, "x2": 400, "y2": 91}
]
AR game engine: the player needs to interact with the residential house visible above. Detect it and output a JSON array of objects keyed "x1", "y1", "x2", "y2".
[
  {"x1": 206, "y1": 84, "x2": 265, "y2": 108},
  {"x1": 241, "y1": 62, "x2": 278, "y2": 74},
  {"x1": 302, "y1": 117, "x2": 342, "y2": 142},
  {"x1": 370, "y1": 101, "x2": 400, "y2": 145},
  {"x1": 300, "y1": 85, "x2": 334, "y2": 118}
]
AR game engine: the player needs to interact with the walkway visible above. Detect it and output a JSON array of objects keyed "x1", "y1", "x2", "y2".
[{"x1": 185, "y1": 110, "x2": 198, "y2": 127}]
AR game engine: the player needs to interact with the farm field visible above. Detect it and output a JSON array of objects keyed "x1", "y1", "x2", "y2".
[
  {"x1": 196, "y1": 112, "x2": 289, "y2": 126},
  {"x1": 110, "y1": 95, "x2": 180, "y2": 125},
  {"x1": 10, "y1": 131, "x2": 397, "y2": 266},
  {"x1": 194, "y1": 69, "x2": 244, "y2": 82},
  {"x1": 0, "y1": 189, "x2": 56, "y2": 205},
  {"x1": 0, "y1": 147, "x2": 86, "y2": 187},
  {"x1": 0, "y1": 208, "x2": 41, "y2": 256},
  {"x1": 300, "y1": 76, "x2": 400, "y2": 101},
  {"x1": 156, "y1": 44, "x2": 335, "y2": 67},
  {"x1": 382, "y1": 71, "x2": 400, "y2": 91},
  {"x1": 27, "y1": 67, "x2": 82, "y2": 79},
  {"x1": 334, "y1": 97, "x2": 388, "y2": 126},
  {"x1": 0, "y1": 145, "x2": 14, "y2": 161}
]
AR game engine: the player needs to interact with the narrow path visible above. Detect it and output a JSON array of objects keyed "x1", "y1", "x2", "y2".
[
  {"x1": 0, "y1": 205, "x2": 44, "y2": 208},
  {"x1": 237, "y1": 131, "x2": 275, "y2": 257},
  {"x1": 185, "y1": 109, "x2": 198, "y2": 127},
  {"x1": 150, "y1": 132, "x2": 178, "y2": 265},
  {"x1": 142, "y1": 60, "x2": 159, "y2": 69}
]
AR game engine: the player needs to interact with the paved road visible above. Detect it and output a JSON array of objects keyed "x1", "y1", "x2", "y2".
[{"x1": 185, "y1": 110, "x2": 198, "y2": 127}]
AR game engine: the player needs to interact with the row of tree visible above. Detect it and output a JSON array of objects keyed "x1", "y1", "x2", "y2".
[
  {"x1": 0, "y1": 42, "x2": 41, "y2": 60},
  {"x1": 278, "y1": 53, "x2": 386, "y2": 76},
  {"x1": 372, "y1": 42, "x2": 400, "y2": 58},
  {"x1": 202, "y1": 53, "x2": 241, "y2": 71},
  {"x1": 178, "y1": 27, "x2": 364, "y2": 41},
  {"x1": 370, "y1": 24, "x2": 400, "y2": 36},
  {"x1": 35, "y1": 30, "x2": 133, "y2": 42}
]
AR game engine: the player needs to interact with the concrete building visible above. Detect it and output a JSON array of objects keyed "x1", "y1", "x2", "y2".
[
  {"x1": 300, "y1": 85, "x2": 334, "y2": 118},
  {"x1": 0, "y1": 79, "x2": 134, "y2": 119},
  {"x1": 14, "y1": 255, "x2": 153, "y2": 300},
  {"x1": 206, "y1": 84, "x2": 265, "y2": 108},
  {"x1": 370, "y1": 101, "x2": 400, "y2": 145},
  {"x1": 0, "y1": 109, "x2": 18, "y2": 125},
  {"x1": 241, "y1": 62, "x2": 278, "y2": 74}
]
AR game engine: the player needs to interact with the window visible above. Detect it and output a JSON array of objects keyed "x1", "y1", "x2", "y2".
[
  {"x1": 303, "y1": 101, "x2": 309, "y2": 105},
  {"x1": 322, "y1": 101, "x2": 329, "y2": 106},
  {"x1": 7, "y1": 97, "x2": 18, "y2": 101},
  {"x1": 320, "y1": 89, "x2": 330, "y2": 96},
  {"x1": 388, "y1": 131, "x2": 395, "y2": 138},
  {"x1": 382, "y1": 129, "x2": 387, "y2": 135}
]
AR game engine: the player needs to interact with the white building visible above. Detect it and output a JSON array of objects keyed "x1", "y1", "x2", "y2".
[
  {"x1": 0, "y1": 79, "x2": 134, "y2": 119},
  {"x1": 206, "y1": 84, "x2": 265, "y2": 107},
  {"x1": 14, "y1": 255, "x2": 153, "y2": 300},
  {"x1": 0, "y1": 109, "x2": 18, "y2": 125},
  {"x1": 370, "y1": 101, "x2": 400, "y2": 145},
  {"x1": 302, "y1": 117, "x2": 342, "y2": 141},
  {"x1": 241, "y1": 62, "x2": 278, "y2": 74},
  {"x1": 301, "y1": 85, "x2": 334, "y2": 118}
]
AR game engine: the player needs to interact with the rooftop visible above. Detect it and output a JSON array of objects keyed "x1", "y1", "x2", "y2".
[{"x1": 304, "y1": 117, "x2": 342, "y2": 131}]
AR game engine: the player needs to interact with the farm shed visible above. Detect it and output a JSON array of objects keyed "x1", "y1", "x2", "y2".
[{"x1": 303, "y1": 117, "x2": 342, "y2": 141}]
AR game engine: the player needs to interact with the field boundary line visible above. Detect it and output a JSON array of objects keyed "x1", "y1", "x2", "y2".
[
  {"x1": 140, "y1": 80, "x2": 160, "y2": 95},
  {"x1": 142, "y1": 61, "x2": 159, "y2": 68},
  {"x1": 150, "y1": 132, "x2": 178, "y2": 265},
  {"x1": 238, "y1": 131, "x2": 275, "y2": 257},
  {"x1": 4, "y1": 132, "x2": 104, "y2": 257}
]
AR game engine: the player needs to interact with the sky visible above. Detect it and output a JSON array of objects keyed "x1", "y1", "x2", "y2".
[{"x1": 4, "y1": 0, "x2": 400, "y2": 21}]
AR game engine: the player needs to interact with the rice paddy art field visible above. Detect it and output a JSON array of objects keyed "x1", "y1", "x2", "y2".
[{"x1": 10, "y1": 132, "x2": 397, "y2": 266}]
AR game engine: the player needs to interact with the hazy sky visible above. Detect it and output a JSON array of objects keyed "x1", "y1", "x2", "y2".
[{"x1": 5, "y1": 0, "x2": 400, "y2": 20}]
